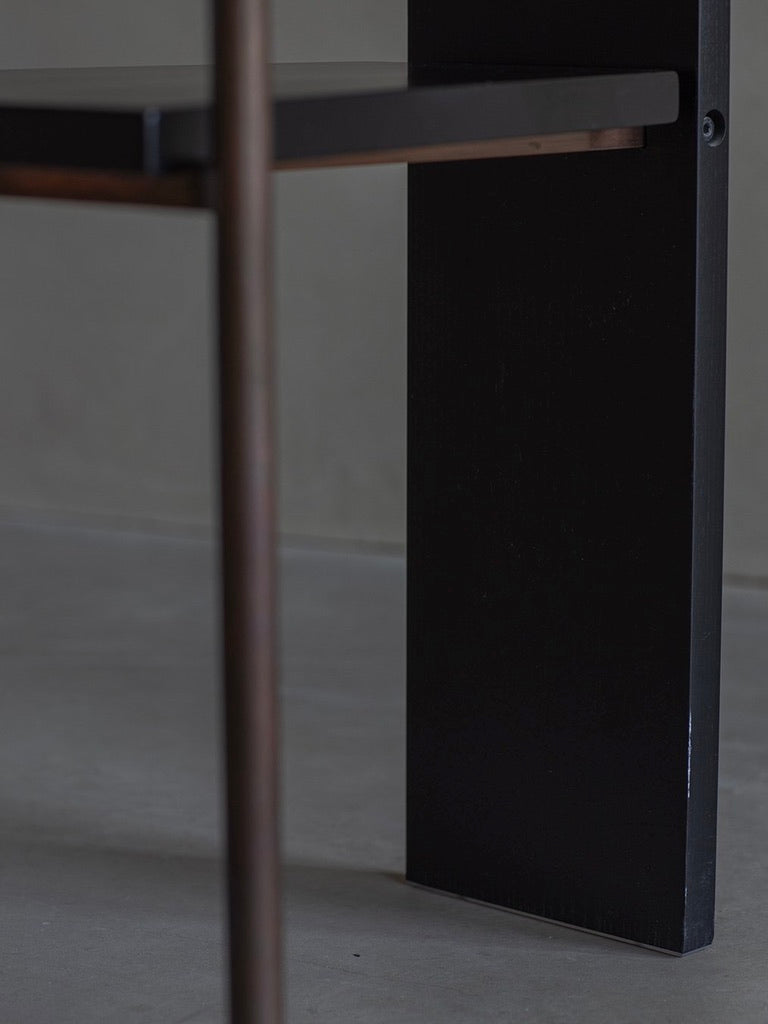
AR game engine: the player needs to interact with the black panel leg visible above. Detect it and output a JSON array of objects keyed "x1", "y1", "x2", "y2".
[{"x1": 407, "y1": 0, "x2": 729, "y2": 954}]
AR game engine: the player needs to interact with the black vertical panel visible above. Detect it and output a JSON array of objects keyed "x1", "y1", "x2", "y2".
[{"x1": 407, "y1": 0, "x2": 728, "y2": 953}]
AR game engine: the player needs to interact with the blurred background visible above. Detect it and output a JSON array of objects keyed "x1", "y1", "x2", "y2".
[
  {"x1": 1, "y1": 4, "x2": 766, "y2": 1024},
  {"x1": 0, "y1": 0, "x2": 762, "y2": 575},
  {"x1": 0, "y1": 0, "x2": 407, "y2": 551}
]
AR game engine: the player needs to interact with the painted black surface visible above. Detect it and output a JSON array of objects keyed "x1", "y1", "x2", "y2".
[
  {"x1": 407, "y1": 1, "x2": 728, "y2": 953},
  {"x1": 0, "y1": 63, "x2": 678, "y2": 173}
]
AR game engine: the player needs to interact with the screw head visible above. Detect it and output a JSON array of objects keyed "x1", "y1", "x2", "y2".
[{"x1": 702, "y1": 115, "x2": 715, "y2": 141}]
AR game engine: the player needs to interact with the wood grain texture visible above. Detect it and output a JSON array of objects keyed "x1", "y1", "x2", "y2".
[
  {"x1": 407, "y1": 0, "x2": 729, "y2": 955},
  {"x1": 0, "y1": 166, "x2": 209, "y2": 207},
  {"x1": 0, "y1": 128, "x2": 645, "y2": 207},
  {"x1": 276, "y1": 127, "x2": 644, "y2": 171}
]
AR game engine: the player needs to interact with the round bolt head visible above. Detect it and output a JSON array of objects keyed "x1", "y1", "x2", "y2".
[{"x1": 702, "y1": 110, "x2": 726, "y2": 147}]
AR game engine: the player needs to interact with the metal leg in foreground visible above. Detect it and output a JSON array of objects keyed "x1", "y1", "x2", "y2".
[{"x1": 215, "y1": 0, "x2": 282, "y2": 1019}]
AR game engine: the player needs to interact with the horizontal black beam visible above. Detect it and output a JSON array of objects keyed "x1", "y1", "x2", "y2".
[{"x1": 0, "y1": 63, "x2": 678, "y2": 174}]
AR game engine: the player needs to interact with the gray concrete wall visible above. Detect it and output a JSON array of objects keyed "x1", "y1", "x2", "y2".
[
  {"x1": 0, "y1": 1, "x2": 766, "y2": 572},
  {"x1": 0, "y1": 1, "x2": 407, "y2": 545},
  {"x1": 724, "y1": 0, "x2": 768, "y2": 578}
]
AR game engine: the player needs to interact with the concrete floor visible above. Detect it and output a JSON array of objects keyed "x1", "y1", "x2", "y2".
[{"x1": 1, "y1": 518, "x2": 767, "y2": 1023}]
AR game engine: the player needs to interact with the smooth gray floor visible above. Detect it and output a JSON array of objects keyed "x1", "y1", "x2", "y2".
[{"x1": 1, "y1": 518, "x2": 767, "y2": 1023}]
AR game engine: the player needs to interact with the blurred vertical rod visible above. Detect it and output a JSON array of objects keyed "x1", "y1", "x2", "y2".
[{"x1": 214, "y1": 0, "x2": 282, "y2": 1020}]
